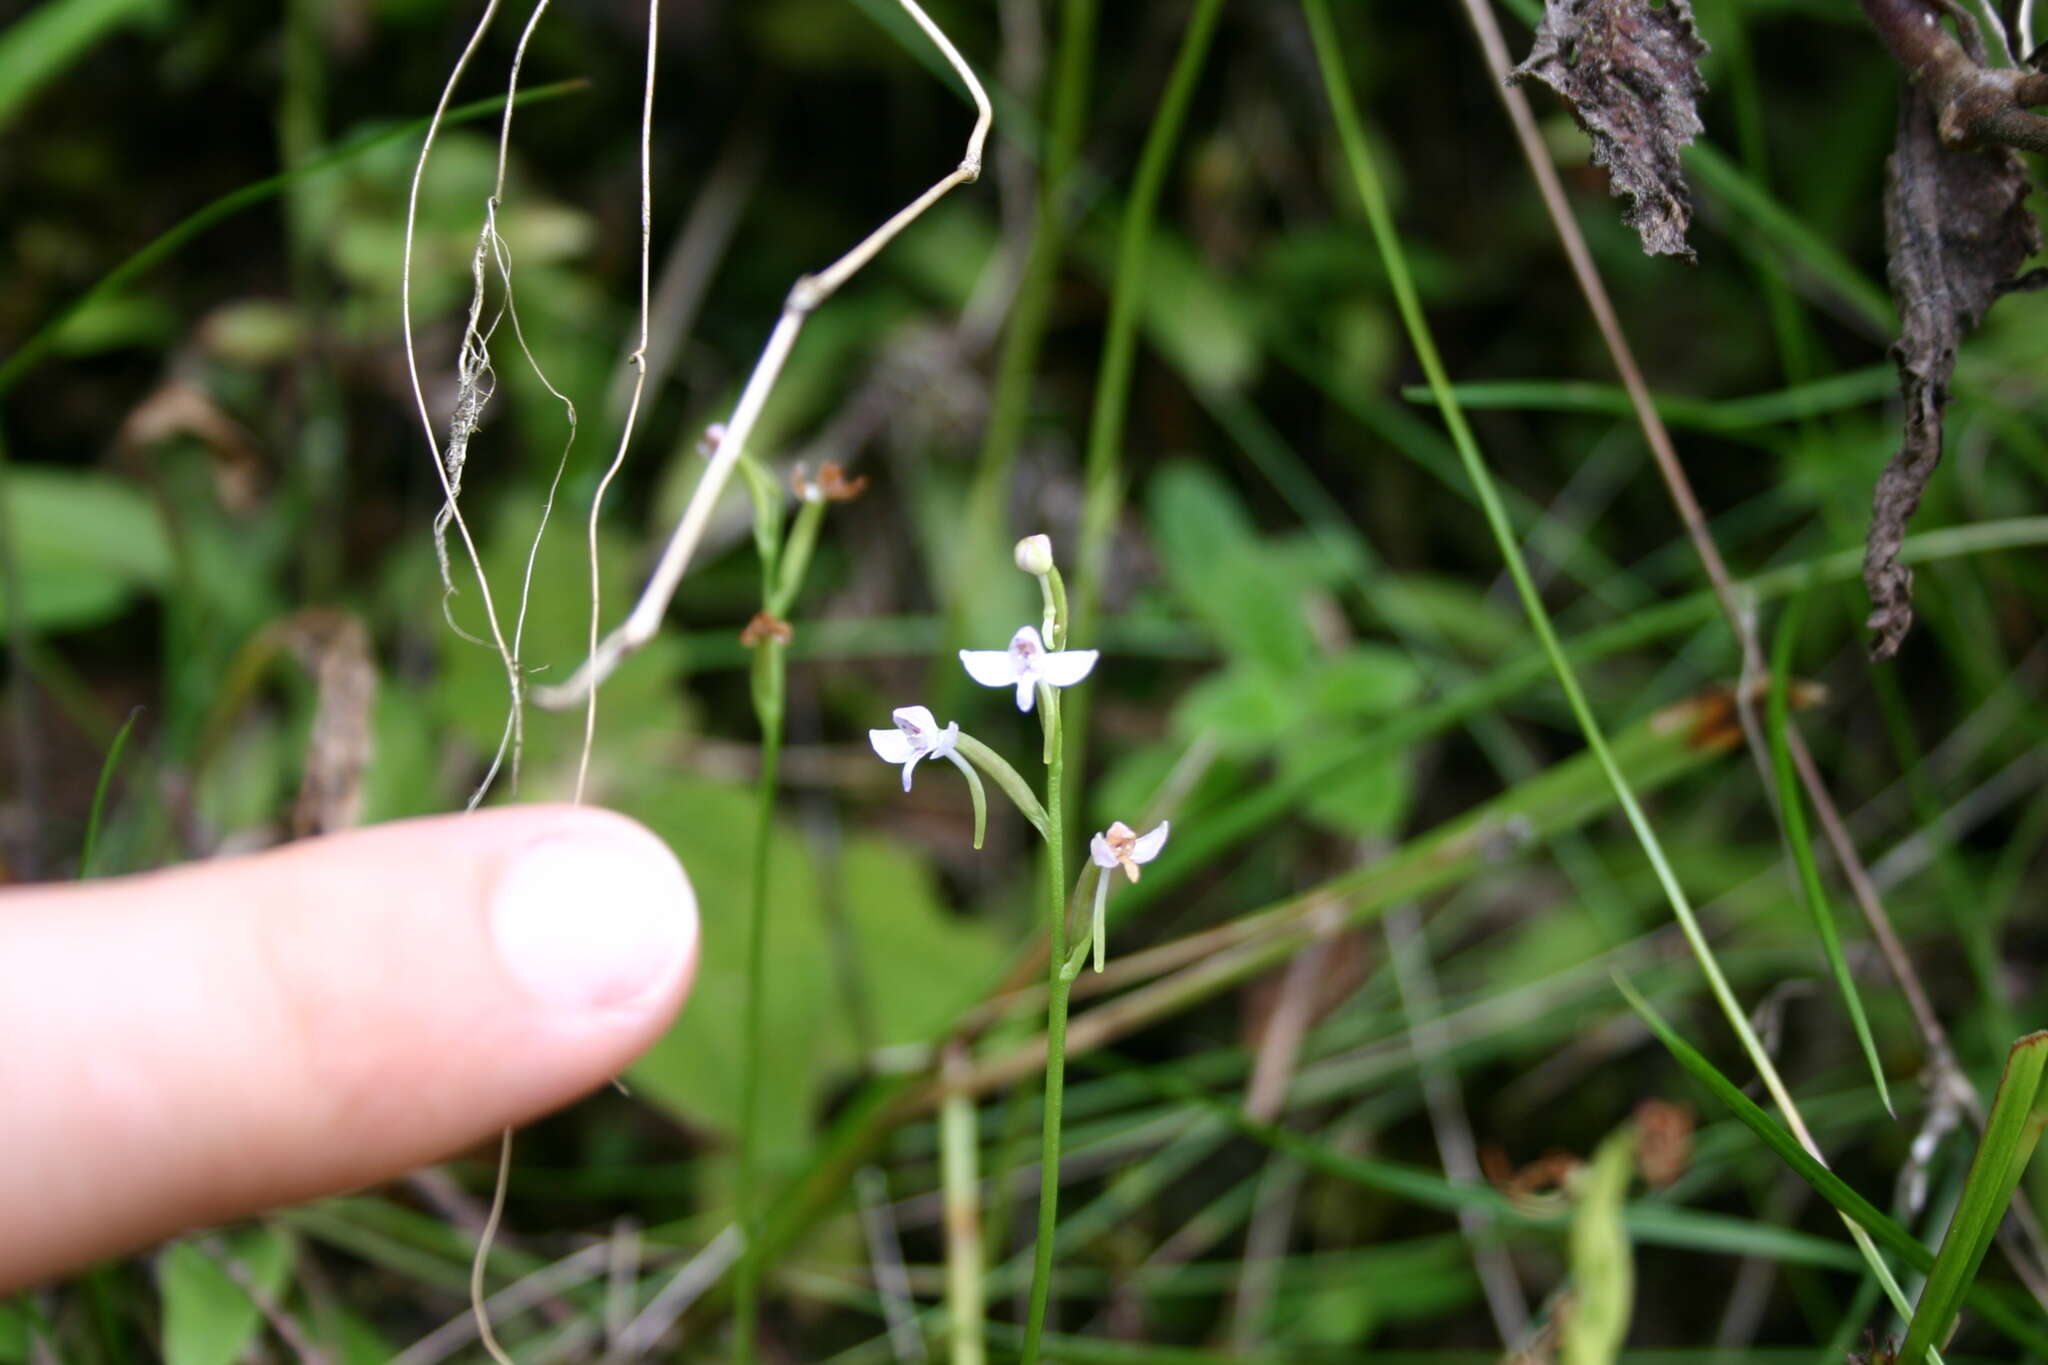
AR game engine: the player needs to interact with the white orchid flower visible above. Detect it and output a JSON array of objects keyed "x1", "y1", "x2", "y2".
[
  {"x1": 1091, "y1": 820, "x2": 1170, "y2": 883},
  {"x1": 959, "y1": 625, "x2": 1099, "y2": 713},
  {"x1": 1086, "y1": 820, "x2": 1169, "y2": 973},
  {"x1": 868, "y1": 705, "x2": 963, "y2": 792}
]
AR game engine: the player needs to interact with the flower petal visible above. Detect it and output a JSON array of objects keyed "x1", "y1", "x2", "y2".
[
  {"x1": 1090, "y1": 832, "x2": 1118, "y2": 869},
  {"x1": 901, "y1": 750, "x2": 926, "y2": 792},
  {"x1": 1008, "y1": 625, "x2": 1047, "y2": 655},
  {"x1": 931, "y1": 721, "x2": 961, "y2": 757},
  {"x1": 959, "y1": 649, "x2": 1020, "y2": 688},
  {"x1": 1035, "y1": 648, "x2": 1100, "y2": 688},
  {"x1": 892, "y1": 704, "x2": 941, "y2": 737},
  {"x1": 1015, "y1": 679, "x2": 1037, "y2": 712},
  {"x1": 870, "y1": 728, "x2": 917, "y2": 763},
  {"x1": 1132, "y1": 821, "x2": 1171, "y2": 863}
]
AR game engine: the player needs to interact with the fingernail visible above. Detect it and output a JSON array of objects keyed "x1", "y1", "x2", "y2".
[{"x1": 491, "y1": 831, "x2": 697, "y2": 1012}]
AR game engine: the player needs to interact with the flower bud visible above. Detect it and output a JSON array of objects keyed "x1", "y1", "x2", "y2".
[{"x1": 1014, "y1": 534, "x2": 1055, "y2": 576}]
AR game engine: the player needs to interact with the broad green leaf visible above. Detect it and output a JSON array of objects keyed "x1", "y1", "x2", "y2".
[
  {"x1": 159, "y1": 1226, "x2": 292, "y2": 1365},
  {"x1": 1303, "y1": 644, "x2": 1423, "y2": 720},
  {"x1": 1147, "y1": 462, "x2": 1316, "y2": 674},
  {"x1": 1564, "y1": 1127, "x2": 1636, "y2": 1365},
  {"x1": 623, "y1": 774, "x2": 828, "y2": 1162},
  {"x1": 834, "y1": 835, "x2": 1008, "y2": 1052},
  {"x1": 0, "y1": 467, "x2": 172, "y2": 631},
  {"x1": 1172, "y1": 665, "x2": 1297, "y2": 754},
  {"x1": 1281, "y1": 731, "x2": 1411, "y2": 837},
  {"x1": 0, "y1": 1301, "x2": 27, "y2": 1364}
]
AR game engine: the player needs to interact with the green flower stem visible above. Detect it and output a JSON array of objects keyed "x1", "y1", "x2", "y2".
[
  {"x1": 769, "y1": 497, "x2": 827, "y2": 618},
  {"x1": 945, "y1": 752, "x2": 989, "y2": 850},
  {"x1": 939, "y1": 1045, "x2": 986, "y2": 1365},
  {"x1": 735, "y1": 634, "x2": 787, "y2": 1365},
  {"x1": 1021, "y1": 683, "x2": 1068, "y2": 1365},
  {"x1": 1043, "y1": 566, "x2": 1069, "y2": 649},
  {"x1": 949, "y1": 0, "x2": 1097, "y2": 697},
  {"x1": 953, "y1": 732, "x2": 1051, "y2": 839}
]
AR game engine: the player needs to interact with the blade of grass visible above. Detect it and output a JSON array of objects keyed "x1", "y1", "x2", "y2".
[
  {"x1": 1615, "y1": 978, "x2": 2048, "y2": 1357},
  {"x1": 0, "y1": 0, "x2": 158, "y2": 132},
  {"x1": 0, "y1": 78, "x2": 587, "y2": 402},
  {"x1": 1393, "y1": 368, "x2": 1897, "y2": 436},
  {"x1": 1302, "y1": 0, "x2": 1923, "y2": 1325},
  {"x1": 1767, "y1": 596, "x2": 1892, "y2": 1114},
  {"x1": 1900, "y1": 1033, "x2": 2048, "y2": 1364},
  {"x1": 77, "y1": 704, "x2": 141, "y2": 880}
]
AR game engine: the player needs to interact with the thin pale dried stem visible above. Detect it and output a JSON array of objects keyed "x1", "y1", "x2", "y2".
[
  {"x1": 608, "y1": 1225, "x2": 745, "y2": 1357},
  {"x1": 1385, "y1": 901, "x2": 1530, "y2": 1345},
  {"x1": 532, "y1": 0, "x2": 992, "y2": 712},
  {"x1": 568, "y1": 0, "x2": 663, "y2": 802},
  {"x1": 1226, "y1": 940, "x2": 1326, "y2": 1352},
  {"x1": 401, "y1": 0, "x2": 523, "y2": 813},
  {"x1": 856, "y1": 1166, "x2": 929, "y2": 1363},
  {"x1": 467, "y1": 1128, "x2": 517, "y2": 1365}
]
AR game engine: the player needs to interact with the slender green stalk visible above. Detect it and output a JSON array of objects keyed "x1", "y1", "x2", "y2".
[
  {"x1": 940, "y1": 1047, "x2": 986, "y2": 1365},
  {"x1": 735, "y1": 634, "x2": 788, "y2": 1365},
  {"x1": 1072, "y1": 0, "x2": 1228, "y2": 615},
  {"x1": 1064, "y1": 0, "x2": 1227, "y2": 837},
  {"x1": 1299, "y1": 0, "x2": 1914, "y2": 1312},
  {"x1": 1020, "y1": 687, "x2": 1069, "y2": 1365},
  {"x1": 950, "y1": 0, "x2": 1096, "y2": 693},
  {"x1": 78, "y1": 705, "x2": 141, "y2": 880},
  {"x1": 1767, "y1": 597, "x2": 1891, "y2": 1114}
]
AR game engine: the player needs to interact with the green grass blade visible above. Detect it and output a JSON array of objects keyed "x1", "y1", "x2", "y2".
[
  {"x1": 77, "y1": 704, "x2": 140, "y2": 880},
  {"x1": 1394, "y1": 366, "x2": 1898, "y2": 435},
  {"x1": 1565, "y1": 1127, "x2": 1636, "y2": 1365},
  {"x1": 1767, "y1": 596, "x2": 1891, "y2": 1115},
  {"x1": 0, "y1": 78, "x2": 586, "y2": 400},
  {"x1": 0, "y1": 0, "x2": 158, "y2": 132},
  {"x1": 1683, "y1": 142, "x2": 1895, "y2": 336},
  {"x1": 1900, "y1": 1033, "x2": 2048, "y2": 1364},
  {"x1": 1616, "y1": 978, "x2": 2048, "y2": 1358}
]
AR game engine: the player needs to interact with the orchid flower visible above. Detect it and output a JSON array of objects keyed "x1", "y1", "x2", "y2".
[
  {"x1": 868, "y1": 705, "x2": 964, "y2": 792},
  {"x1": 959, "y1": 625, "x2": 1099, "y2": 713},
  {"x1": 1086, "y1": 820, "x2": 1169, "y2": 972}
]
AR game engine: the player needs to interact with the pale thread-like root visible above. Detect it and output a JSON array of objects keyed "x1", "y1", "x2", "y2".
[
  {"x1": 448, "y1": 3, "x2": 580, "y2": 1358},
  {"x1": 532, "y1": 0, "x2": 994, "y2": 714},
  {"x1": 570, "y1": 0, "x2": 662, "y2": 802},
  {"x1": 402, "y1": 0, "x2": 523, "y2": 814}
]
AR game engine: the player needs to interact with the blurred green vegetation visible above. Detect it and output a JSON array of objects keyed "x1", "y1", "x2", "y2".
[{"x1": 7, "y1": 0, "x2": 2048, "y2": 1360}]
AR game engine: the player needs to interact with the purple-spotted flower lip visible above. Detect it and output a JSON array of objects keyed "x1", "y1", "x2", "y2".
[
  {"x1": 959, "y1": 625, "x2": 1099, "y2": 713},
  {"x1": 868, "y1": 705, "x2": 961, "y2": 791},
  {"x1": 1090, "y1": 819, "x2": 1170, "y2": 883}
]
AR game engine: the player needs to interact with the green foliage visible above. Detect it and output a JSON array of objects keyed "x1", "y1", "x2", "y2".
[
  {"x1": 158, "y1": 1227, "x2": 292, "y2": 1365},
  {"x1": 0, "y1": 468, "x2": 170, "y2": 630},
  {"x1": 13, "y1": 0, "x2": 2048, "y2": 1358},
  {"x1": 1564, "y1": 1128, "x2": 1637, "y2": 1365}
]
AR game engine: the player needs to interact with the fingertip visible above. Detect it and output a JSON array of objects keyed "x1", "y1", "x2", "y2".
[{"x1": 488, "y1": 807, "x2": 699, "y2": 1022}]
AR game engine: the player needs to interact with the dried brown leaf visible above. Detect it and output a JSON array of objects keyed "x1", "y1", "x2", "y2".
[
  {"x1": 278, "y1": 610, "x2": 377, "y2": 838},
  {"x1": 1509, "y1": 0, "x2": 1709, "y2": 259},
  {"x1": 1866, "y1": 88, "x2": 2043, "y2": 658}
]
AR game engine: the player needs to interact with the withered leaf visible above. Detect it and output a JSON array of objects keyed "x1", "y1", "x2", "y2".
[
  {"x1": 1509, "y1": 0, "x2": 1709, "y2": 260},
  {"x1": 279, "y1": 610, "x2": 378, "y2": 838},
  {"x1": 1866, "y1": 88, "x2": 2043, "y2": 659}
]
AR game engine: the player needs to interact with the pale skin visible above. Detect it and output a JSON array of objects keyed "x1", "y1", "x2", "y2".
[{"x1": 0, "y1": 805, "x2": 699, "y2": 1292}]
